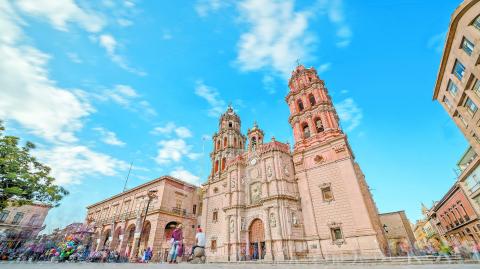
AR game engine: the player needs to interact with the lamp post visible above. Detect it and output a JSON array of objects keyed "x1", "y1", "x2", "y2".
[
  {"x1": 133, "y1": 190, "x2": 157, "y2": 260},
  {"x1": 383, "y1": 224, "x2": 392, "y2": 257}
]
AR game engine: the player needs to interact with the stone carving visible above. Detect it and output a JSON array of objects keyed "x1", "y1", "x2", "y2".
[
  {"x1": 241, "y1": 217, "x2": 246, "y2": 231},
  {"x1": 314, "y1": 155, "x2": 325, "y2": 163},
  {"x1": 249, "y1": 168, "x2": 260, "y2": 179},
  {"x1": 283, "y1": 165, "x2": 290, "y2": 177},
  {"x1": 240, "y1": 176, "x2": 245, "y2": 184},
  {"x1": 230, "y1": 218, "x2": 235, "y2": 233},
  {"x1": 292, "y1": 212, "x2": 299, "y2": 226},
  {"x1": 334, "y1": 144, "x2": 346, "y2": 153},
  {"x1": 250, "y1": 182, "x2": 262, "y2": 203},
  {"x1": 269, "y1": 212, "x2": 276, "y2": 227},
  {"x1": 267, "y1": 166, "x2": 273, "y2": 178},
  {"x1": 231, "y1": 179, "x2": 236, "y2": 189}
]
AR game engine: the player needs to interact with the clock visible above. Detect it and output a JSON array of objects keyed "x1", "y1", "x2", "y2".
[{"x1": 250, "y1": 158, "x2": 257, "y2": 166}]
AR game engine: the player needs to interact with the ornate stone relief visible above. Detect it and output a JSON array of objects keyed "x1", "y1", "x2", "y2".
[
  {"x1": 250, "y1": 182, "x2": 262, "y2": 203},
  {"x1": 231, "y1": 179, "x2": 236, "y2": 189},
  {"x1": 333, "y1": 144, "x2": 346, "y2": 153},
  {"x1": 266, "y1": 165, "x2": 273, "y2": 178},
  {"x1": 283, "y1": 164, "x2": 290, "y2": 177},
  {"x1": 249, "y1": 167, "x2": 260, "y2": 179},
  {"x1": 292, "y1": 212, "x2": 299, "y2": 226},
  {"x1": 269, "y1": 212, "x2": 276, "y2": 227},
  {"x1": 241, "y1": 217, "x2": 246, "y2": 231},
  {"x1": 314, "y1": 155, "x2": 325, "y2": 164},
  {"x1": 230, "y1": 218, "x2": 235, "y2": 233}
]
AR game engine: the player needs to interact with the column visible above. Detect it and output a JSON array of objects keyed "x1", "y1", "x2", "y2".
[
  {"x1": 129, "y1": 216, "x2": 143, "y2": 261},
  {"x1": 264, "y1": 208, "x2": 274, "y2": 261}
]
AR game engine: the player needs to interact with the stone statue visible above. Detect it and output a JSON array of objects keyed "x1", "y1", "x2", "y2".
[
  {"x1": 230, "y1": 218, "x2": 235, "y2": 233},
  {"x1": 270, "y1": 213, "x2": 276, "y2": 227},
  {"x1": 292, "y1": 212, "x2": 299, "y2": 225}
]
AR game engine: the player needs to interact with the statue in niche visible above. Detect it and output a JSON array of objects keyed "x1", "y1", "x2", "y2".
[
  {"x1": 241, "y1": 217, "x2": 246, "y2": 231},
  {"x1": 230, "y1": 218, "x2": 235, "y2": 233},
  {"x1": 267, "y1": 166, "x2": 273, "y2": 178},
  {"x1": 250, "y1": 182, "x2": 262, "y2": 203},
  {"x1": 231, "y1": 178, "x2": 236, "y2": 189},
  {"x1": 283, "y1": 164, "x2": 290, "y2": 177},
  {"x1": 292, "y1": 212, "x2": 299, "y2": 226},
  {"x1": 270, "y1": 213, "x2": 276, "y2": 227}
]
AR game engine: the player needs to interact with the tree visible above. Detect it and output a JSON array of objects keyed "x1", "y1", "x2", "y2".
[{"x1": 0, "y1": 121, "x2": 68, "y2": 211}]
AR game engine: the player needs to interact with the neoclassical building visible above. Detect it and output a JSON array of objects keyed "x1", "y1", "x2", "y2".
[{"x1": 200, "y1": 65, "x2": 388, "y2": 261}]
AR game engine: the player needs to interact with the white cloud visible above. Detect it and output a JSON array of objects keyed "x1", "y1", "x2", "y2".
[
  {"x1": 317, "y1": 62, "x2": 331, "y2": 74},
  {"x1": 169, "y1": 167, "x2": 201, "y2": 186},
  {"x1": 99, "y1": 84, "x2": 157, "y2": 116},
  {"x1": 195, "y1": 0, "x2": 229, "y2": 17},
  {"x1": 35, "y1": 145, "x2": 129, "y2": 185},
  {"x1": 427, "y1": 32, "x2": 446, "y2": 54},
  {"x1": 336, "y1": 98, "x2": 362, "y2": 132},
  {"x1": 97, "y1": 34, "x2": 146, "y2": 76},
  {"x1": 66, "y1": 52, "x2": 82, "y2": 63},
  {"x1": 152, "y1": 122, "x2": 192, "y2": 138},
  {"x1": 194, "y1": 81, "x2": 226, "y2": 117},
  {"x1": 93, "y1": 127, "x2": 125, "y2": 146},
  {"x1": 15, "y1": 0, "x2": 105, "y2": 33},
  {"x1": 155, "y1": 139, "x2": 199, "y2": 164},
  {"x1": 0, "y1": 1, "x2": 93, "y2": 143},
  {"x1": 320, "y1": 0, "x2": 352, "y2": 48},
  {"x1": 117, "y1": 18, "x2": 133, "y2": 27},
  {"x1": 236, "y1": 0, "x2": 313, "y2": 78}
]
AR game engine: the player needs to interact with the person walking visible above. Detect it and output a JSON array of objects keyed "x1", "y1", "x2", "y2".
[{"x1": 169, "y1": 224, "x2": 183, "y2": 264}]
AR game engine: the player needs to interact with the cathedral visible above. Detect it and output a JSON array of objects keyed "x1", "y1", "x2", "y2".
[{"x1": 199, "y1": 65, "x2": 388, "y2": 261}]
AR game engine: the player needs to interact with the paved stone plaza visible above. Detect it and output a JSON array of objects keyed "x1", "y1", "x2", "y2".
[{"x1": 2, "y1": 263, "x2": 480, "y2": 269}]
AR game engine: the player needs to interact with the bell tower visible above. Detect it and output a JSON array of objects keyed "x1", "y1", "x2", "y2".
[
  {"x1": 209, "y1": 105, "x2": 246, "y2": 182},
  {"x1": 247, "y1": 122, "x2": 264, "y2": 151},
  {"x1": 286, "y1": 65, "x2": 388, "y2": 257}
]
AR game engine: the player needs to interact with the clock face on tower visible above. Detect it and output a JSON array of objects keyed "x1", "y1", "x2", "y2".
[{"x1": 250, "y1": 158, "x2": 257, "y2": 166}]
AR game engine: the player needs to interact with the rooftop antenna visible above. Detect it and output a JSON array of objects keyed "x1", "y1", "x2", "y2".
[{"x1": 123, "y1": 161, "x2": 133, "y2": 192}]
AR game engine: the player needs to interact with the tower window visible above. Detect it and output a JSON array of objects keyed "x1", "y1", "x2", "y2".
[
  {"x1": 224, "y1": 137, "x2": 228, "y2": 148},
  {"x1": 251, "y1": 137, "x2": 257, "y2": 149},
  {"x1": 331, "y1": 227, "x2": 343, "y2": 241},
  {"x1": 213, "y1": 211, "x2": 218, "y2": 222},
  {"x1": 229, "y1": 122, "x2": 233, "y2": 128},
  {"x1": 234, "y1": 137, "x2": 237, "y2": 147},
  {"x1": 315, "y1": 118, "x2": 324, "y2": 133},
  {"x1": 302, "y1": 123, "x2": 310, "y2": 139},
  {"x1": 216, "y1": 140, "x2": 221, "y2": 151},
  {"x1": 221, "y1": 157, "x2": 226, "y2": 170},
  {"x1": 214, "y1": 160, "x2": 219, "y2": 173},
  {"x1": 309, "y1": 94, "x2": 316, "y2": 106},
  {"x1": 297, "y1": 100, "x2": 304, "y2": 112}
]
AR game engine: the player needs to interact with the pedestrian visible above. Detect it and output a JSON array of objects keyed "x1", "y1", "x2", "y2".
[{"x1": 169, "y1": 224, "x2": 183, "y2": 264}]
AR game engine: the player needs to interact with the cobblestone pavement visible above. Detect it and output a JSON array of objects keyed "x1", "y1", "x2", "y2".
[{"x1": 1, "y1": 263, "x2": 480, "y2": 269}]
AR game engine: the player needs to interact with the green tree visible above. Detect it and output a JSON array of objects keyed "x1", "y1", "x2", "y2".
[{"x1": 0, "y1": 121, "x2": 68, "y2": 211}]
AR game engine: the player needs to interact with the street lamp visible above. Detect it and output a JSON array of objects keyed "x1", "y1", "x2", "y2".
[{"x1": 133, "y1": 189, "x2": 158, "y2": 260}]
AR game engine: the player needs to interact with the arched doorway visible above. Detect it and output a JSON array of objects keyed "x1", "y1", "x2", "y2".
[
  {"x1": 102, "y1": 229, "x2": 111, "y2": 250},
  {"x1": 249, "y1": 219, "x2": 265, "y2": 260},
  {"x1": 139, "y1": 221, "x2": 152, "y2": 251},
  {"x1": 121, "y1": 224, "x2": 135, "y2": 258},
  {"x1": 111, "y1": 227, "x2": 123, "y2": 251},
  {"x1": 161, "y1": 221, "x2": 180, "y2": 262}
]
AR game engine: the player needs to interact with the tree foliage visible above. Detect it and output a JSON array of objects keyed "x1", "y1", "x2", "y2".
[{"x1": 0, "y1": 121, "x2": 68, "y2": 211}]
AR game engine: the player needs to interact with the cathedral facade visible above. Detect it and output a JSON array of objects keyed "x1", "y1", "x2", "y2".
[{"x1": 199, "y1": 65, "x2": 388, "y2": 261}]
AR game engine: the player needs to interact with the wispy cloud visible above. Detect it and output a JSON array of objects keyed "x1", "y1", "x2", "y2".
[
  {"x1": 151, "y1": 122, "x2": 193, "y2": 138},
  {"x1": 93, "y1": 127, "x2": 126, "y2": 146},
  {"x1": 97, "y1": 34, "x2": 146, "y2": 76},
  {"x1": 317, "y1": 62, "x2": 331, "y2": 74},
  {"x1": 427, "y1": 31, "x2": 447, "y2": 54},
  {"x1": 321, "y1": 0, "x2": 353, "y2": 48},
  {"x1": 195, "y1": 0, "x2": 230, "y2": 17},
  {"x1": 98, "y1": 84, "x2": 157, "y2": 117},
  {"x1": 336, "y1": 98, "x2": 362, "y2": 132},
  {"x1": 195, "y1": 80, "x2": 226, "y2": 117},
  {"x1": 155, "y1": 139, "x2": 200, "y2": 164}
]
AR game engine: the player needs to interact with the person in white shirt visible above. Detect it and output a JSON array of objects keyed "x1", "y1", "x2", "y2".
[{"x1": 190, "y1": 227, "x2": 206, "y2": 257}]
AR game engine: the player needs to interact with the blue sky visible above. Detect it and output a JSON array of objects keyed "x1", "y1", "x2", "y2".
[{"x1": 0, "y1": 0, "x2": 468, "y2": 232}]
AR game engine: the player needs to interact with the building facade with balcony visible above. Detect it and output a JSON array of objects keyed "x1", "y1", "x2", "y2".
[
  {"x1": 430, "y1": 183, "x2": 480, "y2": 245},
  {"x1": 0, "y1": 203, "x2": 50, "y2": 249},
  {"x1": 433, "y1": 0, "x2": 480, "y2": 154},
  {"x1": 85, "y1": 176, "x2": 200, "y2": 261}
]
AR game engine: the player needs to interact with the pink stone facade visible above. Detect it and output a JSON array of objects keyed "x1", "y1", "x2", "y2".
[{"x1": 200, "y1": 65, "x2": 387, "y2": 261}]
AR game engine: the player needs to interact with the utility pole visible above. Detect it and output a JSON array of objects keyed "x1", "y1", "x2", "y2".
[{"x1": 123, "y1": 161, "x2": 133, "y2": 192}]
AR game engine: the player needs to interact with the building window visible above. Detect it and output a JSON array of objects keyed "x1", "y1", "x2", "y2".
[
  {"x1": 212, "y1": 211, "x2": 218, "y2": 222},
  {"x1": 251, "y1": 137, "x2": 257, "y2": 149},
  {"x1": 221, "y1": 157, "x2": 226, "y2": 170},
  {"x1": 302, "y1": 123, "x2": 310, "y2": 139},
  {"x1": 314, "y1": 118, "x2": 324, "y2": 133},
  {"x1": 234, "y1": 137, "x2": 237, "y2": 147},
  {"x1": 0, "y1": 211, "x2": 9, "y2": 223},
  {"x1": 458, "y1": 113, "x2": 468, "y2": 126},
  {"x1": 308, "y1": 94, "x2": 316, "y2": 106},
  {"x1": 322, "y1": 186, "x2": 334, "y2": 201},
  {"x1": 331, "y1": 227, "x2": 343, "y2": 241},
  {"x1": 453, "y1": 60, "x2": 466, "y2": 80},
  {"x1": 473, "y1": 80, "x2": 480, "y2": 96},
  {"x1": 297, "y1": 100, "x2": 304, "y2": 111},
  {"x1": 473, "y1": 15, "x2": 480, "y2": 30},
  {"x1": 28, "y1": 214, "x2": 39, "y2": 226},
  {"x1": 223, "y1": 137, "x2": 228, "y2": 148},
  {"x1": 193, "y1": 205, "x2": 197, "y2": 215},
  {"x1": 465, "y1": 97, "x2": 478, "y2": 115},
  {"x1": 229, "y1": 122, "x2": 233, "y2": 128},
  {"x1": 466, "y1": 171, "x2": 480, "y2": 193},
  {"x1": 214, "y1": 160, "x2": 219, "y2": 173},
  {"x1": 462, "y1": 37, "x2": 475, "y2": 56},
  {"x1": 443, "y1": 96, "x2": 452, "y2": 110},
  {"x1": 211, "y1": 240, "x2": 217, "y2": 251},
  {"x1": 12, "y1": 212, "x2": 24, "y2": 225},
  {"x1": 447, "y1": 79, "x2": 458, "y2": 96}
]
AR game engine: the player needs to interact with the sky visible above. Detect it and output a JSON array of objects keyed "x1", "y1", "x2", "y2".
[{"x1": 0, "y1": 0, "x2": 469, "y2": 232}]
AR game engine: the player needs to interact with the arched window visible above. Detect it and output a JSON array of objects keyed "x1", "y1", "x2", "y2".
[
  {"x1": 214, "y1": 160, "x2": 219, "y2": 172},
  {"x1": 229, "y1": 122, "x2": 233, "y2": 128},
  {"x1": 302, "y1": 123, "x2": 310, "y2": 139},
  {"x1": 216, "y1": 140, "x2": 220, "y2": 151},
  {"x1": 314, "y1": 117, "x2": 324, "y2": 133},
  {"x1": 251, "y1": 137, "x2": 257, "y2": 149},
  {"x1": 221, "y1": 157, "x2": 226, "y2": 170},
  {"x1": 223, "y1": 137, "x2": 228, "y2": 148},
  {"x1": 297, "y1": 100, "x2": 304, "y2": 112},
  {"x1": 234, "y1": 137, "x2": 237, "y2": 147},
  {"x1": 309, "y1": 94, "x2": 316, "y2": 106}
]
